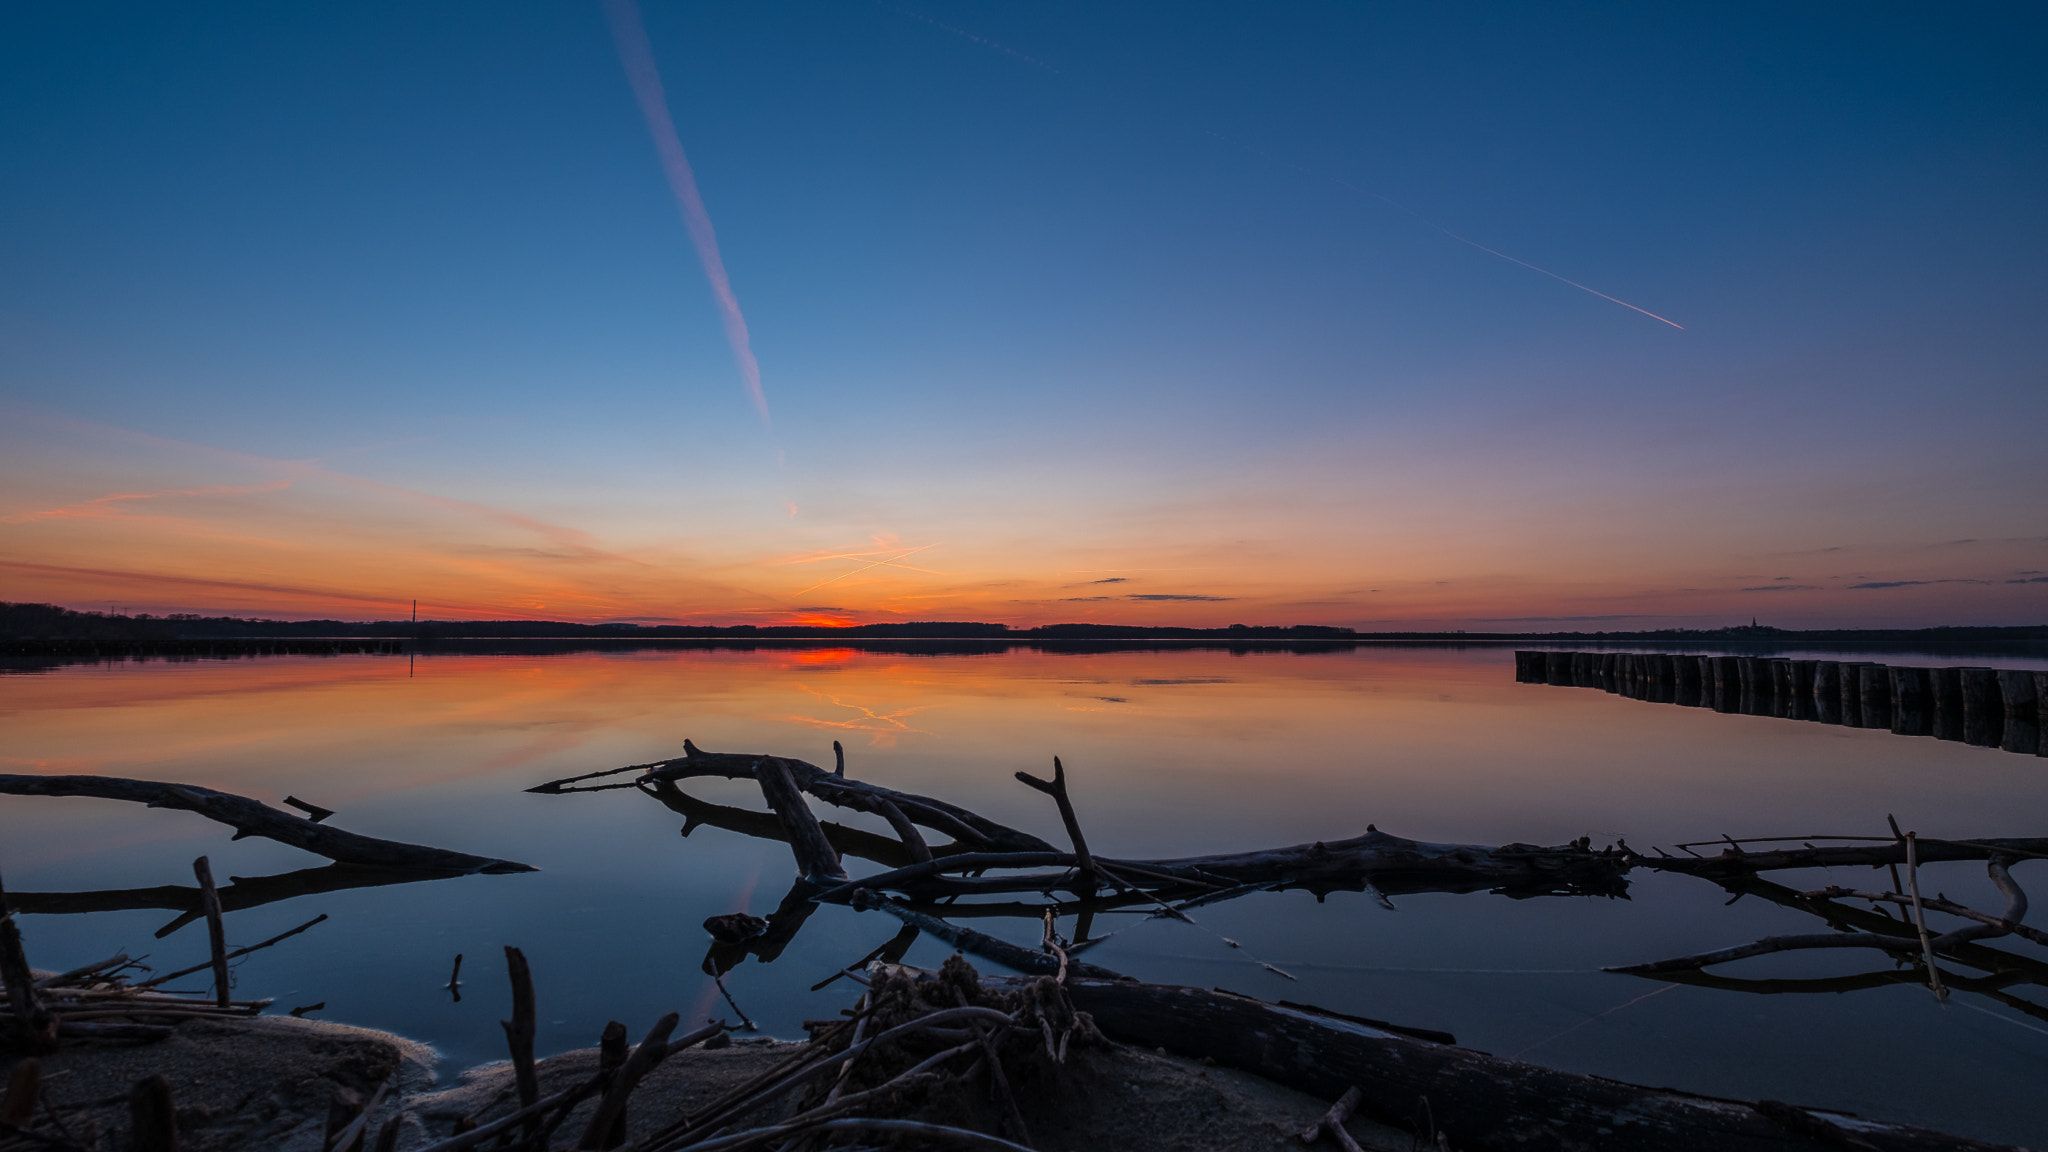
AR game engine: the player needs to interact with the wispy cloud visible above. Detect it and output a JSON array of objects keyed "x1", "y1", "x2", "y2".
[
  {"x1": 1847, "y1": 579, "x2": 1990, "y2": 590},
  {"x1": 1, "y1": 481, "x2": 292, "y2": 523},
  {"x1": 1127, "y1": 593, "x2": 1233, "y2": 602},
  {"x1": 1741, "y1": 584, "x2": 1819, "y2": 592},
  {"x1": 603, "y1": 0, "x2": 769, "y2": 423}
]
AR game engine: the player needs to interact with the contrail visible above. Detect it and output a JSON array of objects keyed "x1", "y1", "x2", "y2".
[
  {"x1": 603, "y1": 0, "x2": 771, "y2": 422},
  {"x1": 883, "y1": 5, "x2": 1683, "y2": 330},
  {"x1": 794, "y1": 544, "x2": 940, "y2": 596}
]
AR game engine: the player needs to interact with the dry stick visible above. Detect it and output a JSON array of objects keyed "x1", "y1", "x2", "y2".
[
  {"x1": 535, "y1": 1023, "x2": 723, "y2": 1152},
  {"x1": 667, "y1": 1038, "x2": 989, "y2": 1152},
  {"x1": 1296, "y1": 1085, "x2": 1364, "y2": 1150},
  {"x1": 712, "y1": 972, "x2": 757, "y2": 1031},
  {"x1": 822, "y1": 993, "x2": 870, "y2": 1106},
  {"x1": 501, "y1": 946, "x2": 540, "y2": 1136},
  {"x1": 139, "y1": 914, "x2": 327, "y2": 988},
  {"x1": 1903, "y1": 833, "x2": 1947, "y2": 1002},
  {"x1": 326, "y1": 1075, "x2": 392, "y2": 1152},
  {"x1": 1014, "y1": 758, "x2": 1096, "y2": 892},
  {"x1": 847, "y1": 891, "x2": 1127, "y2": 981},
  {"x1": 952, "y1": 984, "x2": 1033, "y2": 1145},
  {"x1": 1, "y1": 1059, "x2": 39, "y2": 1127},
  {"x1": 415, "y1": 1074, "x2": 610, "y2": 1152},
  {"x1": 585, "y1": 1020, "x2": 630, "y2": 1151},
  {"x1": 447, "y1": 953, "x2": 464, "y2": 998},
  {"x1": 190, "y1": 857, "x2": 231, "y2": 1009},
  {"x1": 639, "y1": 1009, "x2": 1012, "y2": 1152},
  {"x1": 755, "y1": 758, "x2": 848, "y2": 884},
  {"x1": 129, "y1": 1075, "x2": 178, "y2": 1152},
  {"x1": 649, "y1": 1016, "x2": 861, "y2": 1147},
  {"x1": 668, "y1": 1116, "x2": 1034, "y2": 1152},
  {"x1": 372, "y1": 1116, "x2": 403, "y2": 1152},
  {"x1": 32, "y1": 953, "x2": 135, "y2": 990},
  {"x1": 0, "y1": 873, "x2": 55, "y2": 1054},
  {"x1": 580, "y1": 1012, "x2": 680, "y2": 1151},
  {"x1": 1800, "y1": 884, "x2": 2048, "y2": 947}
]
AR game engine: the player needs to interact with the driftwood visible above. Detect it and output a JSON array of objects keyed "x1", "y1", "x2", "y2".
[
  {"x1": 533, "y1": 742, "x2": 1055, "y2": 853},
  {"x1": 1642, "y1": 836, "x2": 2048, "y2": 877},
  {"x1": 190, "y1": 857, "x2": 230, "y2": 1009},
  {"x1": 0, "y1": 776, "x2": 534, "y2": 874},
  {"x1": 753, "y1": 758, "x2": 847, "y2": 885},
  {"x1": 994, "y1": 976, "x2": 2024, "y2": 1152},
  {"x1": 0, "y1": 871, "x2": 56, "y2": 1054},
  {"x1": 545, "y1": 744, "x2": 1632, "y2": 902},
  {"x1": 4, "y1": 863, "x2": 475, "y2": 922},
  {"x1": 846, "y1": 891, "x2": 1128, "y2": 981}
]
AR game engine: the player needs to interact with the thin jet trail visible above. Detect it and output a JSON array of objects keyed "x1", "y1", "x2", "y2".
[
  {"x1": 794, "y1": 544, "x2": 940, "y2": 596},
  {"x1": 880, "y1": 4, "x2": 1683, "y2": 330},
  {"x1": 604, "y1": 0, "x2": 772, "y2": 422}
]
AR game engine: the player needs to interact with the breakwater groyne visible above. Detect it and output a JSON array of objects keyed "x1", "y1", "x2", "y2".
[{"x1": 1515, "y1": 650, "x2": 2046, "y2": 756}]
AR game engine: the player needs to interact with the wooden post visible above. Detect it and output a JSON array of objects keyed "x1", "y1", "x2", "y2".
[
  {"x1": 0, "y1": 868, "x2": 56, "y2": 1054},
  {"x1": 130, "y1": 1074, "x2": 179, "y2": 1152},
  {"x1": 1959, "y1": 668, "x2": 2003, "y2": 747},
  {"x1": 1839, "y1": 662, "x2": 1872, "y2": 728},
  {"x1": 1513, "y1": 651, "x2": 1540, "y2": 683},
  {"x1": 1857, "y1": 664, "x2": 1893, "y2": 730},
  {"x1": 1546, "y1": 652, "x2": 1574, "y2": 686},
  {"x1": 588, "y1": 1020, "x2": 630, "y2": 1150},
  {"x1": 1889, "y1": 666, "x2": 1931, "y2": 737},
  {"x1": 2035, "y1": 671, "x2": 2048, "y2": 756},
  {"x1": 1709, "y1": 656, "x2": 1741, "y2": 713},
  {"x1": 1766, "y1": 659, "x2": 1794, "y2": 717},
  {"x1": 1810, "y1": 661, "x2": 1841, "y2": 724},
  {"x1": 1, "y1": 1060, "x2": 40, "y2": 1128},
  {"x1": 191, "y1": 856, "x2": 230, "y2": 1009},
  {"x1": 1930, "y1": 667, "x2": 1965, "y2": 741},
  {"x1": 501, "y1": 946, "x2": 539, "y2": 1129},
  {"x1": 1999, "y1": 670, "x2": 2040, "y2": 754},
  {"x1": 1674, "y1": 654, "x2": 1702, "y2": 707},
  {"x1": 1735, "y1": 657, "x2": 1767, "y2": 715},
  {"x1": 1788, "y1": 660, "x2": 1816, "y2": 721}
]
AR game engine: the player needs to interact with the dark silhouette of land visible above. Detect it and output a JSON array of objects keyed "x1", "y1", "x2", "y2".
[{"x1": 5, "y1": 601, "x2": 2046, "y2": 650}]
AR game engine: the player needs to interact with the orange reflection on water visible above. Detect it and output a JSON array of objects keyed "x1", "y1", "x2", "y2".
[{"x1": 4, "y1": 644, "x2": 2043, "y2": 867}]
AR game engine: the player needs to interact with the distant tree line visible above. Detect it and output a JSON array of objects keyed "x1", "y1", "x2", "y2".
[{"x1": 3, "y1": 602, "x2": 2043, "y2": 643}]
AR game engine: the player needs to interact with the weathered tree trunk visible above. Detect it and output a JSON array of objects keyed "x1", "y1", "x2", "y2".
[{"x1": 996, "y1": 978, "x2": 2022, "y2": 1152}]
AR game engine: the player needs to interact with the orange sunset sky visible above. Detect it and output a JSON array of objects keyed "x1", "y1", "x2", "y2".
[{"x1": 3, "y1": 4, "x2": 2045, "y2": 630}]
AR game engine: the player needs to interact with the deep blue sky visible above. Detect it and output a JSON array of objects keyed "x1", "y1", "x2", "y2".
[{"x1": 3, "y1": 2, "x2": 2044, "y2": 626}]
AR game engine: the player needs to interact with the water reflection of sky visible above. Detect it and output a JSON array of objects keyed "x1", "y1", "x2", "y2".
[{"x1": 3, "y1": 644, "x2": 2045, "y2": 1144}]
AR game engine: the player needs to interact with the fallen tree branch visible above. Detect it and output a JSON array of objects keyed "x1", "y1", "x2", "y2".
[
  {"x1": 848, "y1": 891, "x2": 1128, "y2": 981},
  {"x1": 0, "y1": 776, "x2": 534, "y2": 874},
  {"x1": 538, "y1": 742, "x2": 1055, "y2": 853}
]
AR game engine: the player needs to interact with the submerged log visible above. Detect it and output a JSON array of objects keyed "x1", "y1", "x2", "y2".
[
  {"x1": 811, "y1": 826, "x2": 1632, "y2": 904},
  {"x1": 0, "y1": 775, "x2": 534, "y2": 874},
  {"x1": 986, "y1": 977, "x2": 2019, "y2": 1152}
]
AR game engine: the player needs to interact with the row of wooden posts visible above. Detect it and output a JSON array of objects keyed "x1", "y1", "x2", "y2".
[{"x1": 1514, "y1": 649, "x2": 2048, "y2": 756}]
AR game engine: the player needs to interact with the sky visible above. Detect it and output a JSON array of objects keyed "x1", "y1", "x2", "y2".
[{"x1": 1, "y1": 1, "x2": 2044, "y2": 630}]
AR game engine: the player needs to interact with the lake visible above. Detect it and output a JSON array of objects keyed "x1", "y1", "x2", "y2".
[{"x1": 4, "y1": 641, "x2": 2046, "y2": 1145}]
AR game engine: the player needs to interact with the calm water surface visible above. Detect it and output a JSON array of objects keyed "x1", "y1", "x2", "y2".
[{"x1": 4, "y1": 643, "x2": 2046, "y2": 1144}]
